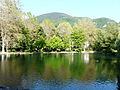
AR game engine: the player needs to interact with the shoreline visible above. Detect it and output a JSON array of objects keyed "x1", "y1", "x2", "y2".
[
  {"x1": 0, "y1": 51, "x2": 98, "y2": 55},
  {"x1": 0, "y1": 52, "x2": 33, "y2": 55},
  {"x1": 43, "y1": 51, "x2": 97, "y2": 54}
]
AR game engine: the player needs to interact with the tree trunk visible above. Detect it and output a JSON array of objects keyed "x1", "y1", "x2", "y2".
[
  {"x1": 2, "y1": 37, "x2": 5, "y2": 53},
  {"x1": 84, "y1": 47, "x2": 85, "y2": 52},
  {"x1": 6, "y1": 41, "x2": 8, "y2": 52}
]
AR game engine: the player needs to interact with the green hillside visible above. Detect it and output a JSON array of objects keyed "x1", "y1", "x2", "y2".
[
  {"x1": 37, "y1": 12, "x2": 78, "y2": 25},
  {"x1": 93, "y1": 17, "x2": 117, "y2": 28},
  {"x1": 37, "y1": 12, "x2": 117, "y2": 28}
]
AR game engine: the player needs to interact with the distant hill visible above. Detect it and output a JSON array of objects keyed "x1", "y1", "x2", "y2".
[
  {"x1": 37, "y1": 12, "x2": 79, "y2": 25},
  {"x1": 37, "y1": 12, "x2": 71, "y2": 21},
  {"x1": 93, "y1": 17, "x2": 117, "y2": 28},
  {"x1": 37, "y1": 12, "x2": 117, "y2": 28}
]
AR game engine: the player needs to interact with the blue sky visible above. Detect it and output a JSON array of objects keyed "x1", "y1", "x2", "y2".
[{"x1": 20, "y1": 0, "x2": 120, "y2": 22}]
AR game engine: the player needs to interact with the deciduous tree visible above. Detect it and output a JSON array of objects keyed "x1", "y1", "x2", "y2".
[{"x1": 0, "y1": 0, "x2": 22, "y2": 52}]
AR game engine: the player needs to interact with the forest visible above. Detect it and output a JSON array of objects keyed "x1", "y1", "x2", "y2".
[{"x1": 0, "y1": 0, "x2": 120, "y2": 54}]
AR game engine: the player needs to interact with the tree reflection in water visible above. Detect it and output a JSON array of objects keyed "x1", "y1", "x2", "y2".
[
  {"x1": 84, "y1": 53, "x2": 89, "y2": 64},
  {"x1": 0, "y1": 53, "x2": 119, "y2": 89},
  {"x1": 116, "y1": 61, "x2": 120, "y2": 90}
]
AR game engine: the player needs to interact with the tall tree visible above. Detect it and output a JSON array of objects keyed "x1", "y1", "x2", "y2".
[
  {"x1": 57, "y1": 22, "x2": 72, "y2": 38},
  {"x1": 22, "y1": 12, "x2": 40, "y2": 41},
  {"x1": 0, "y1": 0, "x2": 22, "y2": 53},
  {"x1": 71, "y1": 27, "x2": 86, "y2": 51},
  {"x1": 95, "y1": 24, "x2": 119, "y2": 53},
  {"x1": 45, "y1": 35, "x2": 64, "y2": 51},
  {"x1": 41, "y1": 19, "x2": 56, "y2": 40},
  {"x1": 75, "y1": 18, "x2": 97, "y2": 48},
  {"x1": 57, "y1": 22, "x2": 73, "y2": 49},
  {"x1": 16, "y1": 12, "x2": 43, "y2": 51}
]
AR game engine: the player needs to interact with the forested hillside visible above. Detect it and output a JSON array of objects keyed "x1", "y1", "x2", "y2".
[
  {"x1": 37, "y1": 12, "x2": 116, "y2": 28},
  {"x1": 93, "y1": 18, "x2": 117, "y2": 28}
]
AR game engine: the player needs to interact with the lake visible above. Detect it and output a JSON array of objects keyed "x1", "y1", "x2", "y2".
[{"x1": 0, "y1": 53, "x2": 120, "y2": 90}]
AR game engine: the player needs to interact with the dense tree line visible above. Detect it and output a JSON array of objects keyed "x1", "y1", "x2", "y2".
[{"x1": 0, "y1": 0, "x2": 120, "y2": 54}]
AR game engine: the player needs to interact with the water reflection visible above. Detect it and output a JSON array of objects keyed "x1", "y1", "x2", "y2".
[
  {"x1": 0, "y1": 53, "x2": 119, "y2": 89},
  {"x1": 84, "y1": 53, "x2": 89, "y2": 64},
  {"x1": 116, "y1": 61, "x2": 120, "y2": 90}
]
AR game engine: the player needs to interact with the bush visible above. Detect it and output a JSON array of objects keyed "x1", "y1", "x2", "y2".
[
  {"x1": 75, "y1": 48, "x2": 82, "y2": 52},
  {"x1": 7, "y1": 50, "x2": 11, "y2": 52},
  {"x1": 45, "y1": 36, "x2": 64, "y2": 51},
  {"x1": 24, "y1": 50, "x2": 30, "y2": 52},
  {"x1": 12, "y1": 49, "x2": 16, "y2": 52}
]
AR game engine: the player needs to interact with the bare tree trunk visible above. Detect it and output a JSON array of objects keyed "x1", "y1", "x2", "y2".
[
  {"x1": 6, "y1": 41, "x2": 8, "y2": 52},
  {"x1": 6, "y1": 45, "x2": 8, "y2": 52},
  {"x1": 2, "y1": 37, "x2": 5, "y2": 53},
  {"x1": 84, "y1": 47, "x2": 85, "y2": 52}
]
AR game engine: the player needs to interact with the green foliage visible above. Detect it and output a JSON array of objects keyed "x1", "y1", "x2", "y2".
[
  {"x1": 18, "y1": 28, "x2": 31, "y2": 51},
  {"x1": 45, "y1": 36, "x2": 64, "y2": 51},
  {"x1": 41, "y1": 19, "x2": 57, "y2": 39},
  {"x1": 1, "y1": 2, "x2": 119, "y2": 54},
  {"x1": 94, "y1": 24, "x2": 119, "y2": 53},
  {"x1": 57, "y1": 22, "x2": 72, "y2": 49},
  {"x1": 71, "y1": 27, "x2": 86, "y2": 48},
  {"x1": 75, "y1": 48, "x2": 83, "y2": 52},
  {"x1": 62, "y1": 37, "x2": 71, "y2": 49},
  {"x1": 93, "y1": 29, "x2": 105, "y2": 51},
  {"x1": 24, "y1": 50, "x2": 30, "y2": 52},
  {"x1": 115, "y1": 38, "x2": 120, "y2": 53},
  {"x1": 37, "y1": 12, "x2": 117, "y2": 28},
  {"x1": 37, "y1": 12, "x2": 78, "y2": 26},
  {"x1": 33, "y1": 36, "x2": 45, "y2": 51},
  {"x1": 115, "y1": 24, "x2": 120, "y2": 53},
  {"x1": 57, "y1": 22, "x2": 72, "y2": 38},
  {"x1": 75, "y1": 18, "x2": 97, "y2": 48},
  {"x1": 12, "y1": 49, "x2": 16, "y2": 52},
  {"x1": 7, "y1": 50, "x2": 11, "y2": 52},
  {"x1": 93, "y1": 17, "x2": 117, "y2": 28}
]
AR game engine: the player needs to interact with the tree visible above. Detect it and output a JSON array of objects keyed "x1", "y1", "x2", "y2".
[
  {"x1": 32, "y1": 27, "x2": 46, "y2": 52},
  {"x1": 71, "y1": 27, "x2": 86, "y2": 51},
  {"x1": 0, "y1": 0, "x2": 22, "y2": 52},
  {"x1": 95, "y1": 24, "x2": 119, "y2": 53},
  {"x1": 41, "y1": 19, "x2": 56, "y2": 39},
  {"x1": 22, "y1": 12, "x2": 40, "y2": 41},
  {"x1": 114, "y1": 24, "x2": 120, "y2": 53},
  {"x1": 75, "y1": 18, "x2": 97, "y2": 48},
  {"x1": 94, "y1": 29, "x2": 106, "y2": 51},
  {"x1": 17, "y1": 28, "x2": 31, "y2": 51},
  {"x1": 57, "y1": 22, "x2": 72, "y2": 49},
  {"x1": 17, "y1": 12, "x2": 44, "y2": 52},
  {"x1": 57, "y1": 22, "x2": 72, "y2": 38},
  {"x1": 33, "y1": 36, "x2": 45, "y2": 52},
  {"x1": 115, "y1": 33, "x2": 120, "y2": 53},
  {"x1": 45, "y1": 36, "x2": 64, "y2": 51}
]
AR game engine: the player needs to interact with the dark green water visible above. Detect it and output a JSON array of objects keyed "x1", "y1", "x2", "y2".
[{"x1": 0, "y1": 53, "x2": 120, "y2": 90}]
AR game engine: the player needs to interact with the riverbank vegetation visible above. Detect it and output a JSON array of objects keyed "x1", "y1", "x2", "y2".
[{"x1": 0, "y1": 0, "x2": 120, "y2": 54}]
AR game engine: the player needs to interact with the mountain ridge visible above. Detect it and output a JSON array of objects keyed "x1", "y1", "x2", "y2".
[{"x1": 37, "y1": 12, "x2": 117, "y2": 28}]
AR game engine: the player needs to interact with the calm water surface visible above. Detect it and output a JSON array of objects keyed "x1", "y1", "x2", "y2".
[{"x1": 0, "y1": 53, "x2": 120, "y2": 90}]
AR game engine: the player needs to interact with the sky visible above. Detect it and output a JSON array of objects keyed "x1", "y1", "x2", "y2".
[{"x1": 20, "y1": 0, "x2": 120, "y2": 22}]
